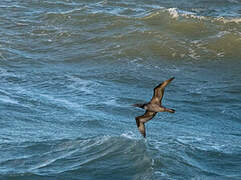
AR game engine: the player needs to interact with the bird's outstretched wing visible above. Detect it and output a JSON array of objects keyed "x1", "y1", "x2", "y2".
[
  {"x1": 135, "y1": 111, "x2": 157, "y2": 138},
  {"x1": 150, "y1": 77, "x2": 175, "y2": 105}
]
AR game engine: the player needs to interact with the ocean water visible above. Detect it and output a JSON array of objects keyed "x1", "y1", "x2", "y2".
[{"x1": 0, "y1": 0, "x2": 241, "y2": 179}]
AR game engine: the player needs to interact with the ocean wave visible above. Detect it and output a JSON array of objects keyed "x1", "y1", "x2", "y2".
[
  {"x1": 0, "y1": 95, "x2": 18, "y2": 105},
  {"x1": 147, "y1": 135, "x2": 241, "y2": 179},
  {"x1": 0, "y1": 135, "x2": 157, "y2": 178},
  {"x1": 175, "y1": 135, "x2": 241, "y2": 155},
  {"x1": 1, "y1": 131, "x2": 241, "y2": 179},
  {"x1": 74, "y1": 6, "x2": 241, "y2": 61},
  {"x1": 2, "y1": 1, "x2": 240, "y2": 62},
  {"x1": 139, "y1": 7, "x2": 241, "y2": 24}
]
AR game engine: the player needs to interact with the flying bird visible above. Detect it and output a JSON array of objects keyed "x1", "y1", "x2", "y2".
[{"x1": 133, "y1": 77, "x2": 175, "y2": 138}]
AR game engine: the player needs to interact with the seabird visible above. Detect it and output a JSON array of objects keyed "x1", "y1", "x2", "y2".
[{"x1": 133, "y1": 77, "x2": 175, "y2": 138}]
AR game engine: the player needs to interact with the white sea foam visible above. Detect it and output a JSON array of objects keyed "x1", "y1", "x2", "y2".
[
  {"x1": 66, "y1": 75, "x2": 97, "y2": 95},
  {"x1": 167, "y1": 8, "x2": 179, "y2": 19},
  {"x1": 8, "y1": 80, "x2": 83, "y2": 110},
  {"x1": 141, "y1": 7, "x2": 206, "y2": 21},
  {"x1": 152, "y1": 6, "x2": 241, "y2": 24},
  {"x1": 217, "y1": 17, "x2": 241, "y2": 24},
  {"x1": 40, "y1": 93, "x2": 82, "y2": 109},
  {"x1": 228, "y1": 0, "x2": 239, "y2": 3},
  {"x1": 176, "y1": 136, "x2": 205, "y2": 146},
  {"x1": 216, "y1": 31, "x2": 230, "y2": 38},
  {"x1": 154, "y1": 171, "x2": 168, "y2": 177},
  {"x1": 167, "y1": 8, "x2": 206, "y2": 20},
  {"x1": 93, "y1": 135, "x2": 111, "y2": 146},
  {"x1": 103, "y1": 97, "x2": 117, "y2": 106},
  {"x1": 121, "y1": 131, "x2": 139, "y2": 139},
  {"x1": 0, "y1": 67, "x2": 16, "y2": 77},
  {"x1": 0, "y1": 95, "x2": 18, "y2": 104},
  {"x1": 30, "y1": 158, "x2": 57, "y2": 170},
  {"x1": 30, "y1": 148, "x2": 78, "y2": 171}
]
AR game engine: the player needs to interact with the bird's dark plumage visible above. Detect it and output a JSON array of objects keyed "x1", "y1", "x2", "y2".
[
  {"x1": 133, "y1": 77, "x2": 175, "y2": 138},
  {"x1": 150, "y1": 77, "x2": 175, "y2": 105},
  {"x1": 135, "y1": 111, "x2": 157, "y2": 138}
]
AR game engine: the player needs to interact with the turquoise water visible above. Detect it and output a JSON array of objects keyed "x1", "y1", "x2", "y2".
[{"x1": 0, "y1": 0, "x2": 241, "y2": 179}]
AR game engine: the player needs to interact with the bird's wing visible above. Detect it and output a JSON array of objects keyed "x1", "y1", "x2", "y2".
[
  {"x1": 138, "y1": 122, "x2": 146, "y2": 138},
  {"x1": 135, "y1": 111, "x2": 157, "y2": 138},
  {"x1": 136, "y1": 110, "x2": 157, "y2": 123},
  {"x1": 150, "y1": 77, "x2": 174, "y2": 105}
]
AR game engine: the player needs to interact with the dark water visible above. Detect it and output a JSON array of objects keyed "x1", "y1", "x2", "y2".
[{"x1": 0, "y1": 0, "x2": 241, "y2": 179}]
